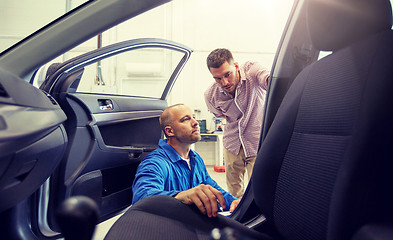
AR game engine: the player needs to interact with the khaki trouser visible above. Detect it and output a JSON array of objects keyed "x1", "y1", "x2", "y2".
[{"x1": 224, "y1": 147, "x2": 256, "y2": 199}]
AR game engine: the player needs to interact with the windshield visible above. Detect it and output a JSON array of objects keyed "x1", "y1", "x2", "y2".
[{"x1": 0, "y1": 0, "x2": 90, "y2": 53}]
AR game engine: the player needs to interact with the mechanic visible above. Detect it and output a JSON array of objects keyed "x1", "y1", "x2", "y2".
[
  {"x1": 132, "y1": 104, "x2": 240, "y2": 218},
  {"x1": 204, "y1": 48, "x2": 270, "y2": 198}
]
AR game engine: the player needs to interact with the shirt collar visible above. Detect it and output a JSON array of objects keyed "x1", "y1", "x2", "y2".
[
  {"x1": 239, "y1": 66, "x2": 246, "y2": 83},
  {"x1": 158, "y1": 139, "x2": 197, "y2": 163}
]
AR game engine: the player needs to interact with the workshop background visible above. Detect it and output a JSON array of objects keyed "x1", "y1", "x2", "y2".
[{"x1": 0, "y1": 0, "x2": 293, "y2": 131}]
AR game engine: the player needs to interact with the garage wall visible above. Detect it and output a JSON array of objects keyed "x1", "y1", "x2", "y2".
[{"x1": 169, "y1": 0, "x2": 293, "y2": 130}]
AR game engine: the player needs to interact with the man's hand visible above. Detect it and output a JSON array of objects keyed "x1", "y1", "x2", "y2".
[
  {"x1": 174, "y1": 184, "x2": 225, "y2": 217},
  {"x1": 229, "y1": 199, "x2": 240, "y2": 212}
]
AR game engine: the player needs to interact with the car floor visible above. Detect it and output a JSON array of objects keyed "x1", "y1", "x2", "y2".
[{"x1": 92, "y1": 166, "x2": 246, "y2": 239}]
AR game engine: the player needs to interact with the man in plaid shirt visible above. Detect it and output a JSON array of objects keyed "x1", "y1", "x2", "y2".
[{"x1": 205, "y1": 48, "x2": 270, "y2": 198}]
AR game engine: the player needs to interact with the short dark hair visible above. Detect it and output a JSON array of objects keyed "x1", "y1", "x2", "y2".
[
  {"x1": 159, "y1": 104, "x2": 184, "y2": 137},
  {"x1": 206, "y1": 48, "x2": 234, "y2": 69}
]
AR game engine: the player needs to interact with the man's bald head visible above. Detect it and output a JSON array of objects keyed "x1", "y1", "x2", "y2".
[{"x1": 159, "y1": 104, "x2": 185, "y2": 137}]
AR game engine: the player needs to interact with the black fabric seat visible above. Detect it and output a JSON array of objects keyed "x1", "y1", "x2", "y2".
[
  {"x1": 106, "y1": 195, "x2": 271, "y2": 240},
  {"x1": 105, "y1": 0, "x2": 393, "y2": 239}
]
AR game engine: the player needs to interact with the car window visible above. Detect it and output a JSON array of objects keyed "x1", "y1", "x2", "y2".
[{"x1": 76, "y1": 47, "x2": 185, "y2": 98}]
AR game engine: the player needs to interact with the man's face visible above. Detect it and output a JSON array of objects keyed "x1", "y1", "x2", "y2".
[
  {"x1": 167, "y1": 105, "x2": 201, "y2": 144},
  {"x1": 209, "y1": 61, "x2": 240, "y2": 95}
]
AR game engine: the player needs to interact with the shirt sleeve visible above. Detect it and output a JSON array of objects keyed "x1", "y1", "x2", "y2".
[
  {"x1": 132, "y1": 158, "x2": 178, "y2": 204},
  {"x1": 204, "y1": 85, "x2": 225, "y2": 118},
  {"x1": 248, "y1": 61, "x2": 270, "y2": 90}
]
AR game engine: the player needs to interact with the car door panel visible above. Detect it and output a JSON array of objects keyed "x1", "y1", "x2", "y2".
[
  {"x1": 59, "y1": 93, "x2": 165, "y2": 178},
  {"x1": 52, "y1": 94, "x2": 164, "y2": 221},
  {"x1": 37, "y1": 38, "x2": 192, "y2": 233}
]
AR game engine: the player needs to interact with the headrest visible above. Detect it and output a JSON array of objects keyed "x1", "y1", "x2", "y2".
[{"x1": 307, "y1": 0, "x2": 392, "y2": 51}]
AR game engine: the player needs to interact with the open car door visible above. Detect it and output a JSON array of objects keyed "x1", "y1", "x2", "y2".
[{"x1": 36, "y1": 38, "x2": 192, "y2": 237}]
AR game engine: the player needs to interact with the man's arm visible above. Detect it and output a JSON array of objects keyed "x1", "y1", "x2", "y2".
[
  {"x1": 204, "y1": 86, "x2": 225, "y2": 118},
  {"x1": 175, "y1": 184, "x2": 240, "y2": 217},
  {"x1": 192, "y1": 152, "x2": 239, "y2": 212},
  {"x1": 132, "y1": 160, "x2": 178, "y2": 204},
  {"x1": 174, "y1": 184, "x2": 226, "y2": 218},
  {"x1": 247, "y1": 61, "x2": 270, "y2": 90},
  {"x1": 203, "y1": 173, "x2": 238, "y2": 210}
]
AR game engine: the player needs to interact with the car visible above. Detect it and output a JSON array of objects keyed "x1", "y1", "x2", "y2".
[{"x1": 1, "y1": 0, "x2": 393, "y2": 239}]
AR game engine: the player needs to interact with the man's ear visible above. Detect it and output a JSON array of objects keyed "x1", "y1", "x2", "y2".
[{"x1": 165, "y1": 126, "x2": 175, "y2": 137}]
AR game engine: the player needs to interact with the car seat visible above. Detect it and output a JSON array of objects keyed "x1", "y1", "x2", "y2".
[{"x1": 103, "y1": 0, "x2": 393, "y2": 239}]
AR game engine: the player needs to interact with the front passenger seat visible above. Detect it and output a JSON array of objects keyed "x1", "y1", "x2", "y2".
[{"x1": 104, "y1": 0, "x2": 393, "y2": 239}]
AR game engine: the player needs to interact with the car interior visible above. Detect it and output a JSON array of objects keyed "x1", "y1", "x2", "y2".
[
  {"x1": 37, "y1": 38, "x2": 192, "y2": 235},
  {"x1": 103, "y1": 0, "x2": 393, "y2": 239},
  {"x1": 0, "y1": 0, "x2": 392, "y2": 239}
]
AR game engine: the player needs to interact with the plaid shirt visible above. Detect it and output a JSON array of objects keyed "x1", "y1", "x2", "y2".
[{"x1": 204, "y1": 61, "x2": 269, "y2": 157}]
